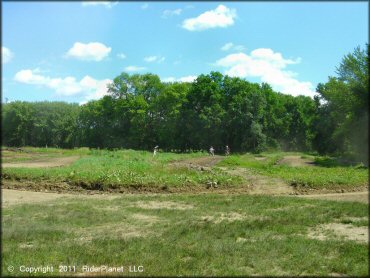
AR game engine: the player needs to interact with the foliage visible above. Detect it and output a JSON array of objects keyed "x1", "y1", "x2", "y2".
[
  {"x1": 2, "y1": 73, "x2": 317, "y2": 153},
  {"x1": 2, "y1": 45, "x2": 368, "y2": 164},
  {"x1": 2, "y1": 101, "x2": 80, "y2": 148},
  {"x1": 314, "y1": 45, "x2": 369, "y2": 164}
]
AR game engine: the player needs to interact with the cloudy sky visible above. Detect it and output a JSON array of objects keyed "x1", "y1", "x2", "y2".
[{"x1": 2, "y1": 1, "x2": 368, "y2": 104}]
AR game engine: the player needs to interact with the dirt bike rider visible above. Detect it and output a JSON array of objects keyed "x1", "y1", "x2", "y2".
[
  {"x1": 225, "y1": 145, "x2": 230, "y2": 156},
  {"x1": 153, "y1": 145, "x2": 159, "y2": 157}
]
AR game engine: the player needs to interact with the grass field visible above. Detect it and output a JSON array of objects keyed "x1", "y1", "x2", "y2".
[
  {"x1": 1, "y1": 147, "x2": 369, "y2": 276},
  {"x1": 2, "y1": 193, "x2": 368, "y2": 276}
]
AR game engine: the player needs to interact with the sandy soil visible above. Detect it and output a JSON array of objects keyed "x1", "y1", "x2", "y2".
[
  {"x1": 308, "y1": 222, "x2": 368, "y2": 243},
  {"x1": 2, "y1": 156, "x2": 80, "y2": 168},
  {"x1": 2, "y1": 189, "x2": 70, "y2": 207},
  {"x1": 278, "y1": 155, "x2": 315, "y2": 167},
  {"x1": 2, "y1": 189, "x2": 119, "y2": 207}
]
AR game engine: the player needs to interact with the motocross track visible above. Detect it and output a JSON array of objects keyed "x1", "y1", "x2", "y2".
[{"x1": 2, "y1": 155, "x2": 368, "y2": 205}]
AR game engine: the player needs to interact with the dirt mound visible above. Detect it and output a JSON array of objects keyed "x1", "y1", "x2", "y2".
[
  {"x1": 278, "y1": 155, "x2": 315, "y2": 167},
  {"x1": 2, "y1": 156, "x2": 80, "y2": 168}
]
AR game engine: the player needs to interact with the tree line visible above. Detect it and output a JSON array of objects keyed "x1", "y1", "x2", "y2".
[{"x1": 2, "y1": 46, "x2": 368, "y2": 164}]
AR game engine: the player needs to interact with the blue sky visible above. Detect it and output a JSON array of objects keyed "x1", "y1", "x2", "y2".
[{"x1": 2, "y1": 1, "x2": 368, "y2": 104}]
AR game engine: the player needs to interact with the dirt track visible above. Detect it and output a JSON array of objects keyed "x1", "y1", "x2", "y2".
[
  {"x1": 2, "y1": 189, "x2": 119, "y2": 207},
  {"x1": 3, "y1": 187, "x2": 367, "y2": 208},
  {"x1": 278, "y1": 155, "x2": 315, "y2": 167},
  {"x1": 221, "y1": 167, "x2": 294, "y2": 195},
  {"x1": 2, "y1": 189, "x2": 68, "y2": 207},
  {"x1": 2, "y1": 156, "x2": 80, "y2": 168}
]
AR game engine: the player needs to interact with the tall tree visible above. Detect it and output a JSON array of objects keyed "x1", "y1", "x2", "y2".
[{"x1": 314, "y1": 45, "x2": 368, "y2": 164}]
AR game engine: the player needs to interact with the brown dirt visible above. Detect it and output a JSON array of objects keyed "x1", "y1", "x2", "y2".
[
  {"x1": 254, "y1": 156, "x2": 267, "y2": 161},
  {"x1": 2, "y1": 179, "x2": 92, "y2": 194},
  {"x1": 1, "y1": 178, "x2": 251, "y2": 195},
  {"x1": 308, "y1": 223, "x2": 368, "y2": 243},
  {"x1": 221, "y1": 167, "x2": 294, "y2": 195},
  {"x1": 2, "y1": 156, "x2": 80, "y2": 168},
  {"x1": 297, "y1": 191, "x2": 369, "y2": 204},
  {"x1": 2, "y1": 189, "x2": 67, "y2": 207},
  {"x1": 2, "y1": 188, "x2": 120, "y2": 207},
  {"x1": 278, "y1": 155, "x2": 315, "y2": 167}
]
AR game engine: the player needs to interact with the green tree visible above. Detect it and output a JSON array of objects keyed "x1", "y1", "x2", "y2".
[{"x1": 314, "y1": 45, "x2": 368, "y2": 164}]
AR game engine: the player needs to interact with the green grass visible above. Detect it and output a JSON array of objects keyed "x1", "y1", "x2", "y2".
[
  {"x1": 314, "y1": 156, "x2": 367, "y2": 168},
  {"x1": 2, "y1": 148, "x2": 243, "y2": 190},
  {"x1": 218, "y1": 152, "x2": 368, "y2": 189},
  {"x1": 2, "y1": 194, "x2": 368, "y2": 276}
]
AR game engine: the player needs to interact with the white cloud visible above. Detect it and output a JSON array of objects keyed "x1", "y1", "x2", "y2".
[
  {"x1": 144, "y1": 56, "x2": 157, "y2": 62},
  {"x1": 215, "y1": 48, "x2": 315, "y2": 97},
  {"x1": 221, "y1": 42, "x2": 245, "y2": 52},
  {"x1": 66, "y1": 42, "x2": 111, "y2": 61},
  {"x1": 117, "y1": 53, "x2": 126, "y2": 59},
  {"x1": 2, "y1": 47, "x2": 14, "y2": 64},
  {"x1": 162, "y1": 77, "x2": 176, "y2": 83},
  {"x1": 233, "y1": 45, "x2": 246, "y2": 52},
  {"x1": 14, "y1": 69, "x2": 112, "y2": 102},
  {"x1": 182, "y1": 5, "x2": 236, "y2": 31},
  {"x1": 162, "y1": 75, "x2": 197, "y2": 83},
  {"x1": 125, "y1": 66, "x2": 147, "y2": 72},
  {"x1": 82, "y1": 79, "x2": 112, "y2": 104},
  {"x1": 162, "y1": 8, "x2": 182, "y2": 18},
  {"x1": 14, "y1": 69, "x2": 48, "y2": 85},
  {"x1": 221, "y1": 43, "x2": 233, "y2": 51},
  {"x1": 144, "y1": 55, "x2": 165, "y2": 63},
  {"x1": 141, "y1": 3, "x2": 149, "y2": 9},
  {"x1": 179, "y1": 75, "x2": 197, "y2": 82},
  {"x1": 82, "y1": 1, "x2": 117, "y2": 8}
]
